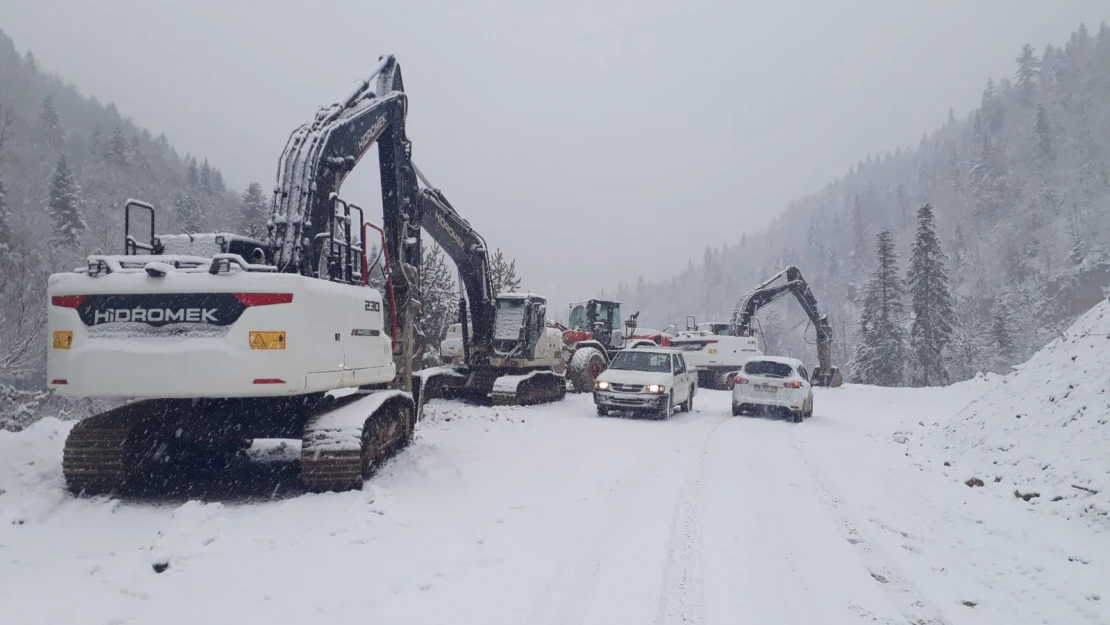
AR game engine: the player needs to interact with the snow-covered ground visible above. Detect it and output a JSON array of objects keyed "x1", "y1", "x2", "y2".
[
  {"x1": 927, "y1": 300, "x2": 1110, "y2": 530},
  {"x1": 1, "y1": 382, "x2": 1108, "y2": 624}
]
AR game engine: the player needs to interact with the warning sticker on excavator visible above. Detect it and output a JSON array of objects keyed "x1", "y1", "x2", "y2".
[
  {"x1": 249, "y1": 331, "x2": 286, "y2": 350},
  {"x1": 53, "y1": 331, "x2": 73, "y2": 349}
]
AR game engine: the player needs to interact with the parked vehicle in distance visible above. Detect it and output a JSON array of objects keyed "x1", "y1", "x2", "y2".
[
  {"x1": 671, "y1": 318, "x2": 764, "y2": 389},
  {"x1": 593, "y1": 347, "x2": 697, "y2": 419},
  {"x1": 731, "y1": 356, "x2": 813, "y2": 423},
  {"x1": 441, "y1": 322, "x2": 467, "y2": 364}
]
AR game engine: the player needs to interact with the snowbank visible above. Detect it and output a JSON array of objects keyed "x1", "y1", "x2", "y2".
[{"x1": 930, "y1": 299, "x2": 1110, "y2": 530}]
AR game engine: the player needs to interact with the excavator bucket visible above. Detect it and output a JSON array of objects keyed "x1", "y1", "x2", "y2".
[{"x1": 811, "y1": 366, "x2": 844, "y2": 388}]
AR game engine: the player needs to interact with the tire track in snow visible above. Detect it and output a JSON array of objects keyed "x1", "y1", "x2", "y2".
[
  {"x1": 794, "y1": 431, "x2": 1110, "y2": 625},
  {"x1": 523, "y1": 412, "x2": 726, "y2": 625},
  {"x1": 654, "y1": 429, "x2": 712, "y2": 625},
  {"x1": 795, "y1": 447, "x2": 950, "y2": 625}
]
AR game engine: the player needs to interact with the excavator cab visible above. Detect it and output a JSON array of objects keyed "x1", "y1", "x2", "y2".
[{"x1": 493, "y1": 293, "x2": 548, "y2": 360}]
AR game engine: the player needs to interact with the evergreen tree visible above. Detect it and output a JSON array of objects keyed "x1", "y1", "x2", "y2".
[
  {"x1": 1014, "y1": 44, "x2": 1040, "y2": 105},
  {"x1": 47, "y1": 154, "x2": 85, "y2": 246},
  {"x1": 851, "y1": 193, "x2": 868, "y2": 264},
  {"x1": 896, "y1": 184, "x2": 909, "y2": 227},
  {"x1": 419, "y1": 243, "x2": 458, "y2": 352},
  {"x1": 991, "y1": 297, "x2": 1017, "y2": 369},
  {"x1": 199, "y1": 159, "x2": 213, "y2": 193},
  {"x1": 39, "y1": 94, "x2": 63, "y2": 150},
  {"x1": 1068, "y1": 216, "x2": 1085, "y2": 265},
  {"x1": 907, "y1": 203, "x2": 955, "y2": 386},
  {"x1": 173, "y1": 190, "x2": 203, "y2": 232},
  {"x1": 1035, "y1": 105, "x2": 1053, "y2": 163},
  {"x1": 852, "y1": 229, "x2": 907, "y2": 386},
  {"x1": 0, "y1": 172, "x2": 10, "y2": 250},
  {"x1": 489, "y1": 248, "x2": 521, "y2": 295},
  {"x1": 104, "y1": 125, "x2": 130, "y2": 167},
  {"x1": 239, "y1": 182, "x2": 268, "y2": 237},
  {"x1": 186, "y1": 158, "x2": 199, "y2": 188}
]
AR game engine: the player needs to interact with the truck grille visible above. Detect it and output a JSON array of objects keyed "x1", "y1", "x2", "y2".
[{"x1": 610, "y1": 383, "x2": 643, "y2": 393}]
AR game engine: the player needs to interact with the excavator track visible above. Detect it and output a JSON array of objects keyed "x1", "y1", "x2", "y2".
[
  {"x1": 62, "y1": 400, "x2": 168, "y2": 495},
  {"x1": 301, "y1": 391, "x2": 415, "y2": 492},
  {"x1": 490, "y1": 370, "x2": 568, "y2": 406}
]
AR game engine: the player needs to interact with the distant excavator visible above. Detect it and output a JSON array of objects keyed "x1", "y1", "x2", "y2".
[{"x1": 731, "y1": 266, "x2": 844, "y2": 387}]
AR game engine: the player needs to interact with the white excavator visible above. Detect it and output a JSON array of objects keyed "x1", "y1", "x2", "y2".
[{"x1": 46, "y1": 55, "x2": 564, "y2": 496}]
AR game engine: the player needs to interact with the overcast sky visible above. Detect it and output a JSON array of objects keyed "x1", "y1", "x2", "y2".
[{"x1": 2, "y1": 0, "x2": 1107, "y2": 307}]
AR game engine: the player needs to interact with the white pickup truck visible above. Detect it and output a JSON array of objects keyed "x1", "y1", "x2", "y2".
[{"x1": 591, "y1": 346, "x2": 698, "y2": 419}]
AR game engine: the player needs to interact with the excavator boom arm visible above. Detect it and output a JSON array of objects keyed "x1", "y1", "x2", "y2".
[
  {"x1": 417, "y1": 185, "x2": 497, "y2": 364},
  {"x1": 731, "y1": 266, "x2": 841, "y2": 386}
]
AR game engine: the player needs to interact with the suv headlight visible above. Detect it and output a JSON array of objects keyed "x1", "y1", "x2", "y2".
[
  {"x1": 646, "y1": 384, "x2": 665, "y2": 393},
  {"x1": 595, "y1": 380, "x2": 610, "y2": 390}
]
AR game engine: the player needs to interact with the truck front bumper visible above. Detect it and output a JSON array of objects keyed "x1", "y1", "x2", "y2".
[{"x1": 593, "y1": 391, "x2": 669, "y2": 410}]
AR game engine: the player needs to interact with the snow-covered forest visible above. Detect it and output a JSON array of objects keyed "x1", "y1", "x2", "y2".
[
  {"x1": 612, "y1": 22, "x2": 1110, "y2": 385},
  {"x1": 0, "y1": 30, "x2": 271, "y2": 428}
]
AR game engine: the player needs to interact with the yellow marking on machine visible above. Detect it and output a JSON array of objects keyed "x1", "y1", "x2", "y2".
[
  {"x1": 249, "y1": 331, "x2": 286, "y2": 350},
  {"x1": 53, "y1": 331, "x2": 74, "y2": 349}
]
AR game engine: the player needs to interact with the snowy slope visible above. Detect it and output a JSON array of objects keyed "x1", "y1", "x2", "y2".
[
  {"x1": 928, "y1": 299, "x2": 1110, "y2": 530},
  {"x1": 1, "y1": 385, "x2": 1108, "y2": 625}
]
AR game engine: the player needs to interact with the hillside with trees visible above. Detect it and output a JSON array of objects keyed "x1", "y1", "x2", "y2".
[
  {"x1": 614, "y1": 22, "x2": 1110, "y2": 386},
  {"x1": 0, "y1": 30, "x2": 271, "y2": 428}
]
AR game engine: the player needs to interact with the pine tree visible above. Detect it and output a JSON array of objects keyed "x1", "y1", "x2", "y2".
[
  {"x1": 1015, "y1": 44, "x2": 1040, "y2": 105},
  {"x1": 199, "y1": 159, "x2": 213, "y2": 193},
  {"x1": 851, "y1": 193, "x2": 868, "y2": 264},
  {"x1": 907, "y1": 203, "x2": 955, "y2": 386},
  {"x1": 39, "y1": 94, "x2": 63, "y2": 150},
  {"x1": 419, "y1": 243, "x2": 458, "y2": 352},
  {"x1": 991, "y1": 297, "x2": 1017, "y2": 369},
  {"x1": 896, "y1": 184, "x2": 909, "y2": 227},
  {"x1": 489, "y1": 248, "x2": 521, "y2": 295},
  {"x1": 173, "y1": 190, "x2": 203, "y2": 232},
  {"x1": 104, "y1": 125, "x2": 130, "y2": 167},
  {"x1": 186, "y1": 158, "x2": 199, "y2": 188},
  {"x1": 0, "y1": 172, "x2": 10, "y2": 250},
  {"x1": 239, "y1": 182, "x2": 268, "y2": 237},
  {"x1": 1068, "y1": 217, "x2": 1085, "y2": 265},
  {"x1": 1035, "y1": 105, "x2": 1053, "y2": 163},
  {"x1": 852, "y1": 228, "x2": 907, "y2": 386},
  {"x1": 47, "y1": 154, "x2": 85, "y2": 246}
]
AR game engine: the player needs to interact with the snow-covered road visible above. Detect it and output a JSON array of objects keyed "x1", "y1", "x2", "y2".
[{"x1": 2, "y1": 384, "x2": 1107, "y2": 625}]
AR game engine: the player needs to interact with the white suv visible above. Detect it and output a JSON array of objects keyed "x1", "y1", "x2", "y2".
[
  {"x1": 593, "y1": 347, "x2": 697, "y2": 419},
  {"x1": 731, "y1": 356, "x2": 813, "y2": 423}
]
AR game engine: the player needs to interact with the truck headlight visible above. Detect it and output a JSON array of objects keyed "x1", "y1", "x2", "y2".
[
  {"x1": 595, "y1": 380, "x2": 610, "y2": 390},
  {"x1": 646, "y1": 384, "x2": 665, "y2": 393}
]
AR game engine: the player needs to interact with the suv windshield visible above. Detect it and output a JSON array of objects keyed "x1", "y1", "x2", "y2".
[
  {"x1": 608, "y1": 351, "x2": 672, "y2": 373},
  {"x1": 743, "y1": 360, "x2": 794, "y2": 378}
]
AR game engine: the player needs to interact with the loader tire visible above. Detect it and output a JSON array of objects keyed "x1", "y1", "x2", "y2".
[{"x1": 568, "y1": 347, "x2": 606, "y2": 393}]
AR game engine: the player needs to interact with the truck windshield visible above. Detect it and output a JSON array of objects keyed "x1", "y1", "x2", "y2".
[{"x1": 609, "y1": 351, "x2": 672, "y2": 373}]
